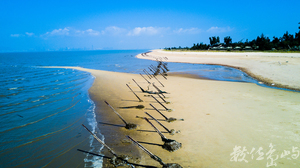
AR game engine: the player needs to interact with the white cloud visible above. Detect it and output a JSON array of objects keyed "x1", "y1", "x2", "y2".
[
  {"x1": 41, "y1": 27, "x2": 101, "y2": 37},
  {"x1": 10, "y1": 34, "x2": 21, "y2": 37},
  {"x1": 25, "y1": 32, "x2": 34, "y2": 36},
  {"x1": 127, "y1": 27, "x2": 168, "y2": 36},
  {"x1": 101, "y1": 26, "x2": 126, "y2": 35},
  {"x1": 207, "y1": 26, "x2": 234, "y2": 33},
  {"x1": 47, "y1": 27, "x2": 70, "y2": 36},
  {"x1": 74, "y1": 29, "x2": 84, "y2": 35},
  {"x1": 85, "y1": 29, "x2": 100, "y2": 36},
  {"x1": 36, "y1": 26, "x2": 173, "y2": 39},
  {"x1": 173, "y1": 28, "x2": 202, "y2": 34}
]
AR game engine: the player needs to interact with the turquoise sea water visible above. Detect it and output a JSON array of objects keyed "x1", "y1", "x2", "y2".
[
  {"x1": 0, "y1": 50, "x2": 290, "y2": 168},
  {"x1": 0, "y1": 50, "x2": 154, "y2": 168}
]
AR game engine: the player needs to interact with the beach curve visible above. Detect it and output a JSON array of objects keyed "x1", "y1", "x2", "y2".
[{"x1": 137, "y1": 49, "x2": 300, "y2": 91}]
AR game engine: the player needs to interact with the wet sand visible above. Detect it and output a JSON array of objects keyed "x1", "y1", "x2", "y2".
[
  {"x1": 56, "y1": 65, "x2": 300, "y2": 168},
  {"x1": 138, "y1": 50, "x2": 300, "y2": 91}
]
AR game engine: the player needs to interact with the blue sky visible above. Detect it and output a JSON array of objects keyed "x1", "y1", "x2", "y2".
[{"x1": 1, "y1": 0, "x2": 299, "y2": 52}]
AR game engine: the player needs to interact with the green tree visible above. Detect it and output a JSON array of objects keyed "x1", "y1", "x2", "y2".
[
  {"x1": 272, "y1": 36, "x2": 280, "y2": 49},
  {"x1": 224, "y1": 36, "x2": 232, "y2": 46},
  {"x1": 255, "y1": 34, "x2": 271, "y2": 50},
  {"x1": 209, "y1": 36, "x2": 220, "y2": 46},
  {"x1": 295, "y1": 22, "x2": 300, "y2": 46}
]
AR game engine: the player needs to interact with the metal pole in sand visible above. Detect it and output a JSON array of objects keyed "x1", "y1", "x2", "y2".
[
  {"x1": 143, "y1": 69, "x2": 152, "y2": 79},
  {"x1": 82, "y1": 124, "x2": 118, "y2": 157},
  {"x1": 126, "y1": 136, "x2": 166, "y2": 166},
  {"x1": 149, "y1": 103, "x2": 169, "y2": 121},
  {"x1": 104, "y1": 101, "x2": 137, "y2": 129},
  {"x1": 157, "y1": 93, "x2": 168, "y2": 103},
  {"x1": 145, "y1": 112, "x2": 172, "y2": 133},
  {"x1": 152, "y1": 75, "x2": 164, "y2": 87},
  {"x1": 144, "y1": 117, "x2": 168, "y2": 141},
  {"x1": 144, "y1": 118, "x2": 182, "y2": 152},
  {"x1": 139, "y1": 73, "x2": 151, "y2": 84},
  {"x1": 158, "y1": 64, "x2": 167, "y2": 73},
  {"x1": 127, "y1": 136, "x2": 182, "y2": 167},
  {"x1": 153, "y1": 64, "x2": 166, "y2": 74},
  {"x1": 144, "y1": 69, "x2": 154, "y2": 78},
  {"x1": 151, "y1": 95, "x2": 172, "y2": 112},
  {"x1": 132, "y1": 79, "x2": 146, "y2": 93},
  {"x1": 150, "y1": 103, "x2": 182, "y2": 123},
  {"x1": 126, "y1": 84, "x2": 143, "y2": 102},
  {"x1": 105, "y1": 101, "x2": 128, "y2": 125},
  {"x1": 159, "y1": 66, "x2": 167, "y2": 74},
  {"x1": 149, "y1": 66, "x2": 159, "y2": 76},
  {"x1": 148, "y1": 67, "x2": 155, "y2": 75},
  {"x1": 153, "y1": 83, "x2": 167, "y2": 94},
  {"x1": 150, "y1": 64, "x2": 158, "y2": 72},
  {"x1": 160, "y1": 71, "x2": 167, "y2": 80},
  {"x1": 163, "y1": 63, "x2": 169, "y2": 71}
]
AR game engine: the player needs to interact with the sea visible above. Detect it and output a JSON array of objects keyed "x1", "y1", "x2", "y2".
[{"x1": 0, "y1": 50, "x2": 289, "y2": 168}]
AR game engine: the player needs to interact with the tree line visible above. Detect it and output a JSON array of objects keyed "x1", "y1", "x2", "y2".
[{"x1": 165, "y1": 23, "x2": 300, "y2": 51}]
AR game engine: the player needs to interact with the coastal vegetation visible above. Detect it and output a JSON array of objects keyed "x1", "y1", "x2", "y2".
[{"x1": 165, "y1": 23, "x2": 300, "y2": 52}]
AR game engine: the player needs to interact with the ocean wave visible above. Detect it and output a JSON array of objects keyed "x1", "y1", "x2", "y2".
[
  {"x1": 7, "y1": 103, "x2": 21, "y2": 107},
  {"x1": 0, "y1": 100, "x2": 80, "y2": 134},
  {"x1": 84, "y1": 100, "x2": 104, "y2": 168},
  {"x1": 0, "y1": 96, "x2": 75, "y2": 117},
  {"x1": 8, "y1": 87, "x2": 18, "y2": 90},
  {"x1": 31, "y1": 99, "x2": 40, "y2": 103}
]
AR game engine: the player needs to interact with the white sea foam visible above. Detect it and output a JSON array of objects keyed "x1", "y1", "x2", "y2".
[
  {"x1": 84, "y1": 98, "x2": 104, "y2": 168},
  {"x1": 31, "y1": 99, "x2": 40, "y2": 103}
]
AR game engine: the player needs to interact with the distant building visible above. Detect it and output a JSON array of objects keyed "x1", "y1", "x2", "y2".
[
  {"x1": 244, "y1": 46, "x2": 252, "y2": 50},
  {"x1": 226, "y1": 46, "x2": 232, "y2": 50},
  {"x1": 209, "y1": 44, "x2": 226, "y2": 50},
  {"x1": 234, "y1": 46, "x2": 241, "y2": 50}
]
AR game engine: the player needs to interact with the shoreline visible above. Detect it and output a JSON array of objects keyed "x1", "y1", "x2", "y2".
[
  {"x1": 137, "y1": 49, "x2": 300, "y2": 91},
  {"x1": 47, "y1": 66, "x2": 300, "y2": 167}
]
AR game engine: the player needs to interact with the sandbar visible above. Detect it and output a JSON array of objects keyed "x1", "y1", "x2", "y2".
[{"x1": 137, "y1": 50, "x2": 300, "y2": 91}]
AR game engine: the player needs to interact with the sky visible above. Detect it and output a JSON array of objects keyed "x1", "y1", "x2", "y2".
[{"x1": 1, "y1": 0, "x2": 300, "y2": 52}]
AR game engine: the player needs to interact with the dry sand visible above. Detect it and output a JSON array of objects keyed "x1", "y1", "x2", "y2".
[
  {"x1": 53, "y1": 63, "x2": 300, "y2": 168},
  {"x1": 138, "y1": 50, "x2": 300, "y2": 91}
]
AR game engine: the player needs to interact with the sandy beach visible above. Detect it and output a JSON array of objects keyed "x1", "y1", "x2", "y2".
[
  {"x1": 57, "y1": 55, "x2": 300, "y2": 168},
  {"x1": 138, "y1": 50, "x2": 300, "y2": 91}
]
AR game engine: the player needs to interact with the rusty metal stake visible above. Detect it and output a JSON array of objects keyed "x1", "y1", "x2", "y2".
[
  {"x1": 105, "y1": 101, "x2": 137, "y2": 130},
  {"x1": 126, "y1": 84, "x2": 143, "y2": 102},
  {"x1": 144, "y1": 117, "x2": 169, "y2": 142},
  {"x1": 127, "y1": 136, "x2": 182, "y2": 167},
  {"x1": 82, "y1": 124, "x2": 118, "y2": 157},
  {"x1": 153, "y1": 75, "x2": 164, "y2": 87},
  {"x1": 149, "y1": 103, "x2": 181, "y2": 122},
  {"x1": 160, "y1": 71, "x2": 167, "y2": 80},
  {"x1": 151, "y1": 95, "x2": 172, "y2": 112},
  {"x1": 144, "y1": 117, "x2": 182, "y2": 152},
  {"x1": 145, "y1": 112, "x2": 175, "y2": 134},
  {"x1": 143, "y1": 69, "x2": 152, "y2": 79},
  {"x1": 132, "y1": 79, "x2": 146, "y2": 93},
  {"x1": 126, "y1": 136, "x2": 165, "y2": 166},
  {"x1": 148, "y1": 67, "x2": 155, "y2": 75},
  {"x1": 157, "y1": 93, "x2": 169, "y2": 104},
  {"x1": 149, "y1": 103, "x2": 169, "y2": 121},
  {"x1": 140, "y1": 73, "x2": 151, "y2": 84},
  {"x1": 153, "y1": 83, "x2": 167, "y2": 94}
]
